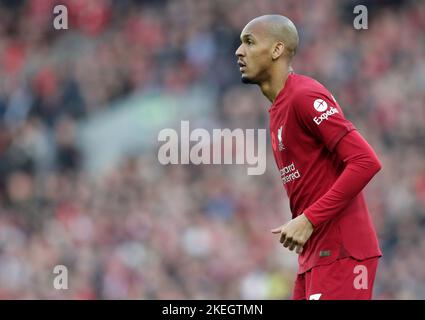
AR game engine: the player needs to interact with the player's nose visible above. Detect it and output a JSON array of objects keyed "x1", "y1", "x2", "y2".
[{"x1": 235, "y1": 44, "x2": 244, "y2": 57}]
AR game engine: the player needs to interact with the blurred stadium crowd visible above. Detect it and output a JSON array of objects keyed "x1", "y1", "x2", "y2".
[{"x1": 0, "y1": 0, "x2": 424, "y2": 299}]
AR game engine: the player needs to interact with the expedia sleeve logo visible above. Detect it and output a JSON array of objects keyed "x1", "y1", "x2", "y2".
[
  {"x1": 312, "y1": 98, "x2": 339, "y2": 125},
  {"x1": 313, "y1": 99, "x2": 328, "y2": 112}
]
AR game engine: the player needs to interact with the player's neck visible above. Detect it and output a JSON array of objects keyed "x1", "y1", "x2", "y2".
[{"x1": 259, "y1": 66, "x2": 292, "y2": 103}]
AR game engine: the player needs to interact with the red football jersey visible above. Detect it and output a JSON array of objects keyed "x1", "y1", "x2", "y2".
[{"x1": 269, "y1": 72, "x2": 382, "y2": 274}]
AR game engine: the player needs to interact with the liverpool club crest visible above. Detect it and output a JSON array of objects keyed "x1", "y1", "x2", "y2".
[{"x1": 278, "y1": 126, "x2": 285, "y2": 151}]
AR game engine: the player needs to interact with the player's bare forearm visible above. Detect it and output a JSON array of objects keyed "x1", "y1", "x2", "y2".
[{"x1": 271, "y1": 213, "x2": 314, "y2": 254}]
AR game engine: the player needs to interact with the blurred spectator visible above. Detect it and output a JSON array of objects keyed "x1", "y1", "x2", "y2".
[{"x1": 0, "y1": 0, "x2": 423, "y2": 299}]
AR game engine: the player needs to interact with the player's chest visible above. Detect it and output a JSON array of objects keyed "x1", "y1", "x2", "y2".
[{"x1": 269, "y1": 107, "x2": 296, "y2": 156}]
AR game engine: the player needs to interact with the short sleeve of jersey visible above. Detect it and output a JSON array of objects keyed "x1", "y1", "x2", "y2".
[{"x1": 293, "y1": 86, "x2": 355, "y2": 152}]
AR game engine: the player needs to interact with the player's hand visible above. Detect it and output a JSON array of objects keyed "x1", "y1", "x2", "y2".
[{"x1": 271, "y1": 213, "x2": 314, "y2": 254}]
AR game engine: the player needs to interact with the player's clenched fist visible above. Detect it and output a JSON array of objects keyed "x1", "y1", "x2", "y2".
[{"x1": 271, "y1": 213, "x2": 314, "y2": 254}]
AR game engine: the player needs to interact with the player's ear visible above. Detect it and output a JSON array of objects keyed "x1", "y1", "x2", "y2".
[{"x1": 272, "y1": 42, "x2": 285, "y2": 60}]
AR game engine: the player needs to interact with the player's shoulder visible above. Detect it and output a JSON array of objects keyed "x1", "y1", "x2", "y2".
[
  {"x1": 289, "y1": 73, "x2": 338, "y2": 114},
  {"x1": 289, "y1": 73, "x2": 339, "y2": 119},
  {"x1": 290, "y1": 73, "x2": 331, "y2": 100}
]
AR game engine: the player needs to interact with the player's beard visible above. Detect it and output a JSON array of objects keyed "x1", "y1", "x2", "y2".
[
  {"x1": 241, "y1": 67, "x2": 266, "y2": 85},
  {"x1": 241, "y1": 75, "x2": 257, "y2": 84}
]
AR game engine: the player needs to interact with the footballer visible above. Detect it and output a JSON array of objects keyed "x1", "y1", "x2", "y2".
[{"x1": 236, "y1": 15, "x2": 382, "y2": 300}]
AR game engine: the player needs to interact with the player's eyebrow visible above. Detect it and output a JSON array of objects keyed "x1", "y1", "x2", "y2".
[{"x1": 240, "y1": 33, "x2": 255, "y2": 42}]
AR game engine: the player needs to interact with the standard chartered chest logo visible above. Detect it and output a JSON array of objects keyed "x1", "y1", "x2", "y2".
[{"x1": 279, "y1": 162, "x2": 301, "y2": 185}]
